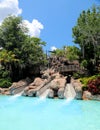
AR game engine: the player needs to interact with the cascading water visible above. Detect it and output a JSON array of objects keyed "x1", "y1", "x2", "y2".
[
  {"x1": 39, "y1": 89, "x2": 50, "y2": 100},
  {"x1": 64, "y1": 83, "x2": 76, "y2": 100},
  {"x1": 9, "y1": 91, "x2": 23, "y2": 100}
]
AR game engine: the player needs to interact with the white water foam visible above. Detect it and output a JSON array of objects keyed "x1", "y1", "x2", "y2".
[
  {"x1": 64, "y1": 83, "x2": 76, "y2": 100},
  {"x1": 39, "y1": 89, "x2": 50, "y2": 100},
  {"x1": 9, "y1": 91, "x2": 23, "y2": 100}
]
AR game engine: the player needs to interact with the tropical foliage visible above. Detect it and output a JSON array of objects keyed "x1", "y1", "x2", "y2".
[
  {"x1": 88, "y1": 77, "x2": 100, "y2": 95},
  {"x1": 0, "y1": 15, "x2": 46, "y2": 87},
  {"x1": 81, "y1": 74, "x2": 100, "y2": 94},
  {"x1": 72, "y1": 6, "x2": 100, "y2": 74},
  {"x1": 51, "y1": 46, "x2": 80, "y2": 61}
]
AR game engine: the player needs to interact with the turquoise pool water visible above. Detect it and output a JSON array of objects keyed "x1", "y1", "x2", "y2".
[{"x1": 0, "y1": 95, "x2": 100, "y2": 130}]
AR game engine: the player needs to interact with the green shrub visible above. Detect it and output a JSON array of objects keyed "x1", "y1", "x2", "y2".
[
  {"x1": 80, "y1": 74, "x2": 100, "y2": 86},
  {"x1": 0, "y1": 66, "x2": 12, "y2": 88},
  {"x1": 0, "y1": 78, "x2": 12, "y2": 88},
  {"x1": 82, "y1": 86, "x2": 88, "y2": 91},
  {"x1": 88, "y1": 77, "x2": 100, "y2": 95},
  {"x1": 81, "y1": 60, "x2": 88, "y2": 68},
  {"x1": 81, "y1": 74, "x2": 100, "y2": 94},
  {"x1": 2, "y1": 71, "x2": 10, "y2": 78},
  {"x1": 73, "y1": 72, "x2": 80, "y2": 79}
]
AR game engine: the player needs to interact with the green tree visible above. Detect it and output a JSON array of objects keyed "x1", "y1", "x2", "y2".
[
  {"x1": 0, "y1": 15, "x2": 27, "y2": 51},
  {"x1": 72, "y1": 6, "x2": 100, "y2": 74},
  {"x1": 50, "y1": 46, "x2": 80, "y2": 61},
  {"x1": 0, "y1": 15, "x2": 46, "y2": 82},
  {"x1": 72, "y1": 6, "x2": 100, "y2": 61},
  {"x1": 64, "y1": 46, "x2": 80, "y2": 61}
]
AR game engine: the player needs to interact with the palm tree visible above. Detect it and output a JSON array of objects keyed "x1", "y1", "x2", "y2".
[{"x1": 0, "y1": 49, "x2": 19, "y2": 73}]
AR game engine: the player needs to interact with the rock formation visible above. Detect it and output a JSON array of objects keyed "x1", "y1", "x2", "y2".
[
  {"x1": 0, "y1": 68, "x2": 84, "y2": 99},
  {"x1": 9, "y1": 77, "x2": 31, "y2": 95},
  {"x1": 0, "y1": 55, "x2": 99, "y2": 100},
  {"x1": 22, "y1": 69, "x2": 67, "y2": 99}
]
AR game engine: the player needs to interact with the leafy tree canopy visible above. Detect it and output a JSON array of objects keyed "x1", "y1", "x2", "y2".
[
  {"x1": 72, "y1": 5, "x2": 100, "y2": 60},
  {"x1": 72, "y1": 5, "x2": 100, "y2": 75},
  {"x1": 51, "y1": 46, "x2": 80, "y2": 61},
  {"x1": 0, "y1": 15, "x2": 46, "y2": 83}
]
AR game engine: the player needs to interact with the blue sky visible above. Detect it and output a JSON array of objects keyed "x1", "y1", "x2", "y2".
[{"x1": 0, "y1": 0, "x2": 100, "y2": 51}]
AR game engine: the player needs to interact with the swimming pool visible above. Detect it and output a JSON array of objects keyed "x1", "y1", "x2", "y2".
[{"x1": 0, "y1": 95, "x2": 100, "y2": 130}]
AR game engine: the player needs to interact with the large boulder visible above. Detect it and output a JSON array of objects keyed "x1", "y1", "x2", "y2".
[
  {"x1": 82, "y1": 91, "x2": 100, "y2": 101},
  {"x1": 82, "y1": 91, "x2": 92, "y2": 100},
  {"x1": 91, "y1": 95, "x2": 100, "y2": 101},
  {"x1": 27, "y1": 89, "x2": 36, "y2": 97},
  {"x1": 72, "y1": 79, "x2": 83, "y2": 99},
  {"x1": 0, "y1": 88, "x2": 10, "y2": 95},
  {"x1": 22, "y1": 78, "x2": 48, "y2": 97},
  {"x1": 0, "y1": 88, "x2": 3, "y2": 94},
  {"x1": 75, "y1": 86, "x2": 82, "y2": 99},
  {"x1": 41, "y1": 69, "x2": 55, "y2": 79},
  {"x1": 30, "y1": 77, "x2": 44, "y2": 86},
  {"x1": 41, "y1": 72, "x2": 50, "y2": 79},
  {"x1": 9, "y1": 77, "x2": 31, "y2": 95},
  {"x1": 50, "y1": 78, "x2": 66, "y2": 90}
]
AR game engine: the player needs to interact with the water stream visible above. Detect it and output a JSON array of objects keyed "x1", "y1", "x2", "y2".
[
  {"x1": 39, "y1": 89, "x2": 50, "y2": 99},
  {"x1": 9, "y1": 91, "x2": 23, "y2": 100},
  {"x1": 64, "y1": 83, "x2": 76, "y2": 100}
]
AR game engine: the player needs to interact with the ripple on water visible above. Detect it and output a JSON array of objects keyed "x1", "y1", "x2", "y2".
[{"x1": 0, "y1": 95, "x2": 100, "y2": 130}]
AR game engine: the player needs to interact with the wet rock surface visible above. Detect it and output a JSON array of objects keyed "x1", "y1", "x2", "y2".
[
  {"x1": 22, "y1": 69, "x2": 66, "y2": 98},
  {"x1": 0, "y1": 68, "x2": 99, "y2": 101}
]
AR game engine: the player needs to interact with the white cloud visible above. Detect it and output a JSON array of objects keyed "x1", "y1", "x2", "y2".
[
  {"x1": 0, "y1": 0, "x2": 22, "y2": 22},
  {"x1": 50, "y1": 46, "x2": 57, "y2": 51},
  {"x1": 23, "y1": 19, "x2": 44, "y2": 37},
  {"x1": 0, "y1": 0, "x2": 44, "y2": 37}
]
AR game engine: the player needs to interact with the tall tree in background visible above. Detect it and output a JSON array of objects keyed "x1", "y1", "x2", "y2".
[
  {"x1": 0, "y1": 16, "x2": 46, "y2": 84},
  {"x1": 51, "y1": 46, "x2": 80, "y2": 61},
  {"x1": 72, "y1": 6, "x2": 100, "y2": 74}
]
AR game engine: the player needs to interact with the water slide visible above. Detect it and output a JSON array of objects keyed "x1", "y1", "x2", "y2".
[
  {"x1": 39, "y1": 89, "x2": 50, "y2": 99},
  {"x1": 64, "y1": 83, "x2": 76, "y2": 100},
  {"x1": 36, "y1": 80, "x2": 52, "y2": 98}
]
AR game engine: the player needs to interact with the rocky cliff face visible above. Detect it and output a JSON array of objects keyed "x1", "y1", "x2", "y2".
[
  {"x1": 47, "y1": 56, "x2": 80, "y2": 74},
  {"x1": 22, "y1": 69, "x2": 67, "y2": 99},
  {"x1": 0, "y1": 68, "x2": 84, "y2": 99},
  {"x1": 0, "y1": 56, "x2": 99, "y2": 100}
]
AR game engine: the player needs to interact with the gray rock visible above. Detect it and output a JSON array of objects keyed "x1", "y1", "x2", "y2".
[
  {"x1": 9, "y1": 78, "x2": 31, "y2": 95},
  {"x1": 0, "y1": 88, "x2": 3, "y2": 94},
  {"x1": 75, "y1": 91, "x2": 82, "y2": 99},
  {"x1": 91, "y1": 95, "x2": 100, "y2": 101},
  {"x1": 30, "y1": 77, "x2": 44, "y2": 86},
  {"x1": 82, "y1": 91, "x2": 91, "y2": 100},
  {"x1": 58, "y1": 88, "x2": 64, "y2": 99},
  {"x1": 75, "y1": 86, "x2": 82, "y2": 100},
  {"x1": 27, "y1": 89, "x2": 36, "y2": 97},
  {"x1": 82, "y1": 91, "x2": 100, "y2": 101}
]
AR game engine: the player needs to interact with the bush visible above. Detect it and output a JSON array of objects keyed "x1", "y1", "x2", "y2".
[
  {"x1": 82, "y1": 86, "x2": 88, "y2": 91},
  {"x1": 73, "y1": 72, "x2": 80, "y2": 79},
  {"x1": 0, "y1": 66, "x2": 12, "y2": 88},
  {"x1": 81, "y1": 74, "x2": 100, "y2": 94},
  {"x1": 0, "y1": 78, "x2": 12, "y2": 88},
  {"x1": 81, "y1": 60, "x2": 88, "y2": 68},
  {"x1": 88, "y1": 77, "x2": 100, "y2": 95},
  {"x1": 80, "y1": 74, "x2": 100, "y2": 85}
]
